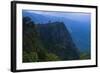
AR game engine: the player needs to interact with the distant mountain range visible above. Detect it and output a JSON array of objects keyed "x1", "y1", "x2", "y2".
[{"x1": 22, "y1": 10, "x2": 91, "y2": 52}]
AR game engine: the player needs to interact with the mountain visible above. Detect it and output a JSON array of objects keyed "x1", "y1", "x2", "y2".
[
  {"x1": 23, "y1": 16, "x2": 80, "y2": 62},
  {"x1": 22, "y1": 11, "x2": 91, "y2": 52}
]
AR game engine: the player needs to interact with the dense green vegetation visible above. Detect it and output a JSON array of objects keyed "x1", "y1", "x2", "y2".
[{"x1": 80, "y1": 51, "x2": 91, "y2": 60}]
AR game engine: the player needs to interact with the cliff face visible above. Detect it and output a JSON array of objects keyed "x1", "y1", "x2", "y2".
[
  {"x1": 23, "y1": 17, "x2": 80, "y2": 62},
  {"x1": 37, "y1": 22, "x2": 80, "y2": 60}
]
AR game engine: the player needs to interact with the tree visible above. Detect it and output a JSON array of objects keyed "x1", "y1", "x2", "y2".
[
  {"x1": 23, "y1": 51, "x2": 39, "y2": 62},
  {"x1": 45, "y1": 53, "x2": 60, "y2": 61}
]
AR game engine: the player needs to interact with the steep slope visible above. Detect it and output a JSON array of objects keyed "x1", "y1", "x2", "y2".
[
  {"x1": 37, "y1": 22, "x2": 80, "y2": 60},
  {"x1": 23, "y1": 16, "x2": 80, "y2": 62}
]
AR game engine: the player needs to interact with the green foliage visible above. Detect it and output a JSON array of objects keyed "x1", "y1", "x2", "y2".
[
  {"x1": 23, "y1": 51, "x2": 61, "y2": 62},
  {"x1": 23, "y1": 51, "x2": 29, "y2": 62},
  {"x1": 45, "y1": 53, "x2": 60, "y2": 61},
  {"x1": 80, "y1": 51, "x2": 90, "y2": 60},
  {"x1": 23, "y1": 51, "x2": 39, "y2": 62}
]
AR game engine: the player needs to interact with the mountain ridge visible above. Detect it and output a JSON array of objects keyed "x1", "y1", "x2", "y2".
[{"x1": 23, "y1": 16, "x2": 80, "y2": 62}]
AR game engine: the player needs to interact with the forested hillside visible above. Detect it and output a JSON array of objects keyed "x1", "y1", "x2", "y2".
[{"x1": 23, "y1": 16, "x2": 80, "y2": 62}]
